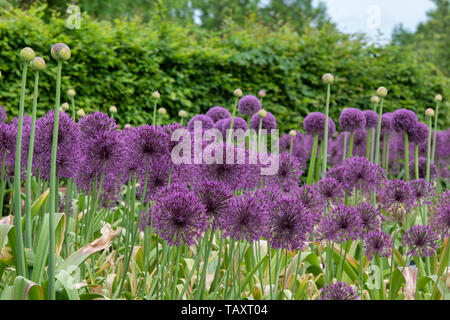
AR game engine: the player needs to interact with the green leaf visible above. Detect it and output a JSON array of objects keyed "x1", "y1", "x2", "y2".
[{"x1": 11, "y1": 276, "x2": 44, "y2": 300}]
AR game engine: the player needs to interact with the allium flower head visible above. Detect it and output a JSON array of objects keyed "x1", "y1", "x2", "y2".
[
  {"x1": 317, "y1": 177, "x2": 345, "y2": 204},
  {"x1": 363, "y1": 110, "x2": 378, "y2": 129},
  {"x1": 219, "y1": 116, "x2": 248, "y2": 137},
  {"x1": 356, "y1": 202, "x2": 382, "y2": 232},
  {"x1": 187, "y1": 114, "x2": 214, "y2": 132},
  {"x1": 381, "y1": 113, "x2": 393, "y2": 134},
  {"x1": 264, "y1": 152, "x2": 303, "y2": 190},
  {"x1": 339, "y1": 108, "x2": 366, "y2": 132},
  {"x1": 206, "y1": 106, "x2": 231, "y2": 123},
  {"x1": 402, "y1": 225, "x2": 439, "y2": 257},
  {"x1": 153, "y1": 183, "x2": 208, "y2": 246},
  {"x1": 0, "y1": 123, "x2": 16, "y2": 167},
  {"x1": 78, "y1": 112, "x2": 118, "y2": 141},
  {"x1": 380, "y1": 179, "x2": 416, "y2": 217},
  {"x1": 250, "y1": 111, "x2": 276, "y2": 131},
  {"x1": 238, "y1": 95, "x2": 262, "y2": 116},
  {"x1": 295, "y1": 185, "x2": 326, "y2": 224},
  {"x1": 319, "y1": 281, "x2": 359, "y2": 300},
  {"x1": 430, "y1": 204, "x2": 450, "y2": 238},
  {"x1": 268, "y1": 196, "x2": 313, "y2": 250},
  {"x1": 409, "y1": 157, "x2": 437, "y2": 180},
  {"x1": 392, "y1": 109, "x2": 418, "y2": 133},
  {"x1": 318, "y1": 204, "x2": 362, "y2": 243},
  {"x1": 342, "y1": 156, "x2": 385, "y2": 193},
  {"x1": 138, "y1": 158, "x2": 171, "y2": 202},
  {"x1": 218, "y1": 193, "x2": 269, "y2": 242},
  {"x1": 303, "y1": 112, "x2": 335, "y2": 138},
  {"x1": 408, "y1": 122, "x2": 429, "y2": 144},
  {"x1": 364, "y1": 230, "x2": 392, "y2": 260},
  {"x1": 409, "y1": 179, "x2": 434, "y2": 207}
]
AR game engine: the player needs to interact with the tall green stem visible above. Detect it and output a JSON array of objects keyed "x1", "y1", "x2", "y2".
[
  {"x1": 414, "y1": 144, "x2": 419, "y2": 180},
  {"x1": 322, "y1": 83, "x2": 330, "y2": 173},
  {"x1": 426, "y1": 116, "x2": 433, "y2": 182},
  {"x1": 227, "y1": 98, "x2": 238, "y2": 143},
  {"x1": 306, "y1": 133, "x2": 319, "y2": 185},
  {"x1": 431, "y1": 101, "x2": 440, "y2": 164},
  {"x1": 71, "y1": 96, "x2": 76, "y2": 121},
  {"x1": 152, "y1": 100, "x2": 158, "y2": 127},
  {"x1": 13, "y1": 62, "x2": 28, "y2": 277},
  {"x1": 404, "y1": 131, "x2": 410, "y2": 182},
  {"x1": 374, "y1": 97, "x2": 384, "y2": 165},
  {"x1": 347, "y1": 130, "x2": 354, "y2": 158}
]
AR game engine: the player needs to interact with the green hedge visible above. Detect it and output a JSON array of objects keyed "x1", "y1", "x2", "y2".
[{"x1": 0, "y1": 6, "x2": 448, "y2": 132}]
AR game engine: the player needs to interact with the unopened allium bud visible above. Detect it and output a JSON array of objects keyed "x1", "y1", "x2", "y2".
[
  {"x1": 289, "y1": 130, "x2": 297, "y2": 137},
  {"x1": 152, "y1": 91, "x2": 160, "y2": 100},
  {"x1": 0, "y1": 71, "x2": 2, "y2": 79},
  {"x1": 67, "y1": 89, "x2": 76, "y2": 97},
  {"x1": 257, "y1": 109, "x2": 267, "y2": 118},
  {"x1": 258, "y1": 90, "x2": 266, "y2": 98},
  {"x1": 59, "y1": 107, "x2": 64, "y2": 113},
  {"x1": 425, "y1": 108, "x2": 435, "y2": 117},
  {"x1": 178, "y1": 110, "x2": 187, "y2": 118},
  {"x1": 61, "y1": 102, "x2": 69, "y2": 111},
  {"x1": 371, "y1": 96, "x2": 380, "y2": 104},
  {"x1": 376, "y1": 87, "x2": 388, "y2": 97},
  {"x1": 77, "y1": 109, "x2": 86, "y2": 117},
  {"x1": 51, "y1": 43, "x2": 71, "y2": 61},
  {"x1": 20, "y1": 47, "x2": 35, "y2": 62},
  {"x1": 234, "y1": 89, "x2": 243, "y2": 97},
  {"x1": 158, "y1": 107, "x2": 167, "y2": 115},
  {"x1": 109, "y1": 106, "x2": 117, "y2": 114},
  {"x1": 124, "y1": 124, "x2": 131, "y2": 129},
  {"x1": 322, "y1": 73, "x2": 334, "y2": 84},
  {"x1": 435, "y1": 94, "x2": 443, "y2": 102},
  {"x1": 30, "y1": 56, "x2": 46, "y2": 71}
]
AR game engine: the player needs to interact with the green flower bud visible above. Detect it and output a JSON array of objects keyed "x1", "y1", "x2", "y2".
[
  {"x1": 376, "y1": 87, "x2": 388, "y2": 97},
  {"x1": 30, "y1": 56, "x2": 46, "y2": 71},
  {"x1": 257, "y1": 109, "x2": 267, "y2": 118},
  {"x1": 371, "y1": 96, "x2": 380, "y2": 104},
  {"x1": 77, "y1": 109, "x2": 86, "y2": 117},
  {"x1": 61, "y1": 102, "x2": 70, "y2": 111},
  {"x1": 67, "y1": 89, "x2": 76, "y2": 97},
  {"x1": 152, "y1": 91, "x2": 160, "y2": 99},
  {"x1": 109, "y1": 106, "x2": 117, "y2": 114},
  {"x1": 158, "y1": 107, "x2": 167, "y2": 115},
  {"x1": 20, "y1": 47, "x2": 35, "y2": 62},
  {"x1": 435, "y1": 94, "x2": 443, "y2": 102},
  {"x1": 51, "y1": 43, "x2": 71, "y2": 61},
  {"x1": 178, "y1": 110, "x2": 187, "y2": 118},
  {"x1": 289, "y1": 130, "x2": 297, "y2": 137},
  {"x1": 425, "y1": 108, "x2": 435, "y2": 117},
  {"x1": 233, "y1": 89, "x2": 243, "y2": 97},
  {"x1": 321, "y1": 73, "x2": 334, "y2": 84},
  {"x1": 258, "y1": 90, "x2": 266, "y2": 98},
  {"x1": 124, "y1": 124, "x2": 131, "y2": 129}
]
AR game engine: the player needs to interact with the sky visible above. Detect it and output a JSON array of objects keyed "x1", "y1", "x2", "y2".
[{"x1": 312, "y1": 0, "x2": 436, "y2": 43}]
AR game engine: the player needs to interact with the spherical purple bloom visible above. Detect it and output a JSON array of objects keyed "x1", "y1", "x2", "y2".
[
  {"x1": 402, "y1": 225, "x2": 439, "y2": 257},
  {"x1": 409, "y1": 157, "x2": 438, "y2": 180},
  {"x1": 11, "y1": 114, "x2": 32, "y2": 128},
  {"x1": 219, "y1": 116, "x2": 248, "y2": 138},
  {"x1": 264, "y1": 152, "x2": 303, "y2": 190},
  {"x1": 339, "y1": 108, "x2": 366, "y2": 132},
  {"x1": 0, "y1": 123, "x2": 16, "y2": 167},
  {"x1": 295, "y1": 185, "x2": 326, "y2": 224},
  {"x1": 153, "y1": 183, "x2": 208, "y2": 247},
  {"x1": 381, "y1": 112, "x2": 393, "y2": 134},
  {"x1": 138, "y1": 157, "x2": 171, "y2": 202},
  {"x1": 392, "y1": 108, "x2": 418, "y2": 133},
  {"x1": 342, "y1": 156, "x2": 385, "y2": 193},
  {"x1": 78, "y1": 111, "x2": 118, "y2": 141},
  {"x1": 356, "y1": 202, "x2": 382, "y2": 233},
  {"x1": 238, "y1": 95, "x2": 262, "y2": 116},
  {"x1": 408, "y1": 122, "x2": 429, "y2": 144},
  {"x1": 303, "y1": 112, "x2": 335, "y2": 138},
  {"x1": 430, "y1": 204, "x2": 450, "y2": 238},
  {"x1": 34, "y1": 110, "x2": 80, "y2": 180},
  {"x1": 187, "y1": 114, "x2": 214, "y2": 132},
  {"x1": 249, "y1": 111, "x2": 277, "y2": 131},
  {"x1": 218, "y1": 193, "x2": 269, "y2": 242},
  {"x1": 206, "y1": 106, "x2": 231, "y2": 123},
  {"x1": 319, "y1": 281, "x2": 359, "y2": 300},
  {"x1": 317, "y1": 177, "x2": 345, "y2": 204},
  {"x1": 317, "y1": 204, "x2": 363, "y2": 243},
  {"x1": 364, "y1": 230, "x2": 392, "y2": 260},
  {"x1": 324, "y1": 165, "x2": 347, "y2": 189},
  {"x1": 214, "y1": 118, "x2": 228, "y2": 134},
  {"x1": 363, "y1": 110, "x2": 378, "y2": 129},
  {"x1": 409, "y1": 179, "x2": 434, "y2": 207},
  {"x1": 380, "y1": 179, "x2": 416, "y2": 217},
  {"x1": 268, "y1": 196, "x2": 313, "y2": 250},
  {"x1": 193, "y1": 180, "x2": 232, "y2": 229},
  {"x1": 0, "y1": 106, "x2": 6, "y2": 123}
]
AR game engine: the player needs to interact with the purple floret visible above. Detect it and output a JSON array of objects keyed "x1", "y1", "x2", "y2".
[
  {"x1": 363, "y1": 110, "x2": 378, "y2": 129},
  {"x1": 339, "y1": 108, "x2": 366, "y2": 132},
  {"x1": 0, "y1": 106, "x2": 6, "y2": 123},
  {"x1": 364, "y1": 230, "x2": 392, "y2": 260},
  {"x1": 238, "y1": 95, "x2": 262, "y2": 116},
  {"x1": 408, "y1": 122, "x2": 429, "y2": 144},
  {"x1": 319, "y1": 281, "x2": 359, "y2": 300},
  {"x1": 402, "y1": 225, "x2": 439, "y2": 257},
  {"x1": 392, "y1": 108, "x2": 418, "y2": 133},
  {"x1": 187, "y1": 114, "x2": 214, "y2": 132},
  {"x1": 250, "y1": 111, "x2": 277, "y2": 131},
  {"x1": 206, "y1": 106, "x2": 231, "y2": 123},
  {"x1": 317, "y1": 204, "x2": 362, "y2": 243}
]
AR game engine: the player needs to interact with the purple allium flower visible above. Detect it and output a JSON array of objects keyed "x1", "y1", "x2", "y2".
[
  {"x1": 34, "y1": 110, "x2": 80, "y2": 180},
  {"x1": 0, "y1": 123, "x2": 16, "y2": 167},
  {"x1": 363, "y1": 110, "x2": 378, "y2": 129},
  {"x1": 153, "y1": 183, "x2": 208, "y2": 247},
  {"x1": 342, "y1": 156, "x2": 385, "y2": 193},
  {"x1": 268, "y1": 196, "x2": 313, "y2": 250},
  {"x1": 127, "y1": 124, "x2": 169, "y2": 169},
  {"x1": 219, "y1": 116, "x2": 248, "y2": 137},
  {"x1": 296, "y1": 185, "x2": 326, "y2": 224},
  {"x1": 317, "y1": 204, "x2": 362, "y2": 243},
  {"x1": 402, "y1": 225, "x2": 439, "y2": 257},
  {"x1": 339, "y1": 108, "x2": 366, "y2": 132},
  {"x1": 409, "y1": 157, "x2": 438, "y2": 180},
  {"x1": 249, "y1": 111, "x2": 277, "y2": 131},
  {"x1": 381, "y1": 112, "x2": 393, "y2": 134},
  {"x1": 78, "y1": 112, "x2": 118, "y2": 141},
  {"x1": 264, "y1": 152, "x2": 303, "y2": 190},
  {"x1": 302, "y1": 112, "x2": 335, "y2": 138},
  {"x1": 318, "y1": 281, "x2": 359, "y2": 300},
  {"x1": 408, "y1": 122, "x2": 429, "y2": 144},
  {"x1": 0, "y1": 106, "x2": 6, "y2": 123},
  {"x1": 138, "y1": 157, "x2": 171, "y2": 202},
  {"x1": 187, "y1": 114, "x2": 214, "y2": 132},
  {"x1": 380, "y1": 179, "x2": 416, "y2": 217},
  {"x1": 193, "y1": 180, "x2": 232, "y2": 229},
  {"x1": 11, "y1": 114, "x2": 32, "y2": 128},
  {"x1": 218, "y1": 193, "x2": 269, "y2": 242},
  {"x1": 392, "y1": 109, "x2": 418, "y2": 133},
  {"x1": 430, "y1": 204, "x2": 450, "y2": 238},
  {"x1": 325, "y1": 165, "x2": 347, "y2": 189},
  {"x1": 238, "y1": 95, "x2": 262, "y2": 116},
  {"x1": 206, "y1": 106, "x2": 231, "y2": 123},
  {"x1": 317, "y1": 177, "x2": 345, "y2": 204},
  {"x1": 409, "y1": 179, "x2": 434, "y2": 207},
  {"x1": 364, "y1": 230, "x2": 392, "y2": 260},
  {"x1": 356, "y1": 202, "x2": 382, "y2": 233}
]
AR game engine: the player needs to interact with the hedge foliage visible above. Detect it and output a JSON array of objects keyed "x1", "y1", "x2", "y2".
[{"x1": 0, "y1": 6, "x2": 448, "y2": 132}]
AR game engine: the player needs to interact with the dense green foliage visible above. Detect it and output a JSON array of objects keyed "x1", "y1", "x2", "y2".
[
  {"x1": 392, "y1": 0, "x2": 450, "y2": 77},
  {"x1": 0, "y1": 6, "x2": 448, "y2": 132}
]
